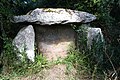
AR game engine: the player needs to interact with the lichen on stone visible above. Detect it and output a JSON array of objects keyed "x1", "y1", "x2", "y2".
[{"x1": 43, "y1": 8, "x2": 58, "y2": 13}]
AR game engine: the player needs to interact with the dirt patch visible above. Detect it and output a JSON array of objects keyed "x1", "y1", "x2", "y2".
[{"x1": 12, "y1": 64, "x2": 76, "y2": 80}]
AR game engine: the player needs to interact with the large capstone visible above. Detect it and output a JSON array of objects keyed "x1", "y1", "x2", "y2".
[
  {"x1": 13, "y1": 25, "x2": 35, "y2": 62},
  {"x1": 13, "y1": 8, "x2": 96, "y2": 25}
]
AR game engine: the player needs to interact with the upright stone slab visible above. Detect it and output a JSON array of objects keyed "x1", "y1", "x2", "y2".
[
  {"x1": 87, "y1": 27, "x2": 104, "y2": 49},
  {"x1": 12, "y1": 8, "x2": 96, "y2": 60},
  {"x1": 35, "y1": 25, "x2": 75, "y2": 60},
  {"x1": 77, "y1": 24, "x2": 104, "y2": 49},
  {"x1": 13, "y1": 25, "x2": 35, "y2": 62},
  {"x1": 87, "y1": 25, "x2": 104, "y2": 62}
]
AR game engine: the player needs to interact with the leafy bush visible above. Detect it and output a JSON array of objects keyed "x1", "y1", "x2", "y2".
[{"x1": 0, "y1": 36, "x2": 17, "y2": 74}]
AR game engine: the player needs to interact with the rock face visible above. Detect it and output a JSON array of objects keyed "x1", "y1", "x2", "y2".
[
  {"x1": 35, "y1": 25, "x2": 75, "y2": 60},
  {"x1": 13, "y1": 25, "x2": 35, "y2": 62},
  {"x1": 13, "y1": 8, "x2": 96, "y2": 25},
  {"x1": 12, "y1": 8, "x2": 96, "y2": 60}
]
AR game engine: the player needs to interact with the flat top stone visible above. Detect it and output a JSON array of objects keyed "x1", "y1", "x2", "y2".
[{"x1": 13, "y1": 8, "x2": 96, "y2": 25}]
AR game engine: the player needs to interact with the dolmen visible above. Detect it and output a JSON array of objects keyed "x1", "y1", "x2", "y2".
[{"x1": 12, "y1": 8, "x2": 96, "y2": 61}]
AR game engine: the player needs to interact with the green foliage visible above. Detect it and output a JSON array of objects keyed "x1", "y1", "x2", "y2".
[
  {"x1": 74, "y1": 23, "x2": 119, "y2": 79},
  {"x1": 64, "y1": 49, "x2": 88, "y2": 70},
  {"x1": 72, "y1": 0, "x2": 120, "y2": 79},
  {"x1": 0, "y1": 0, "x2": 120, "y2": 79},
  {"x1": 0, "y1": 0, "x2": 15, "y2": 39},
  {"x1": 11, "y1": 54, "x2": 48, "y2": 76},
  {"x1": 63, "y1": 48, "x2": 105, "y2": 79},
  {"x1": 0, "y1": 36, "x2": 17, "y2": 78},
  {"x1": 0, "y1": 35, "x2": 48, "y2": 78},
  {"x1": 0, "y1": 45, "x2": 49, "y2": 79}
]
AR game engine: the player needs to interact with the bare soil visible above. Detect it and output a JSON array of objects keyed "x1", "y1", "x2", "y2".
[{"x1": 12, "y1": 64, "x2": 76, "y2": 80}]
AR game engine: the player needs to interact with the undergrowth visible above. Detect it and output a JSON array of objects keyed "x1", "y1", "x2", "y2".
[{"x1": 0, "y1": 35, "x2": 119, "y2": 80}]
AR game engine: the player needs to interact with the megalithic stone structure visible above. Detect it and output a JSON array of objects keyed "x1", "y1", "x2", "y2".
[{"x1": 12, "y1": 8, "x2": 96, "y2": 61}]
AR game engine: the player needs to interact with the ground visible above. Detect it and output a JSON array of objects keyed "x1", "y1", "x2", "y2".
[
  {"x1": 12, "y1": 64, "x2": 77, "y2": 80},
  {"x1": 11, "y1": 64, "x2": 103, "y2": 80}
]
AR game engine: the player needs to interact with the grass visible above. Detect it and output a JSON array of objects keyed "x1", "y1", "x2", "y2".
[
  {"x1": 0, "y1": 50, "x2": 118, "y2": 80},
  {"x1": 0, "y1": 47, "x2": 105, "y2": 80},
  {"x1": 0, "y1": 36, "x2": 119, "y2": 80}
]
